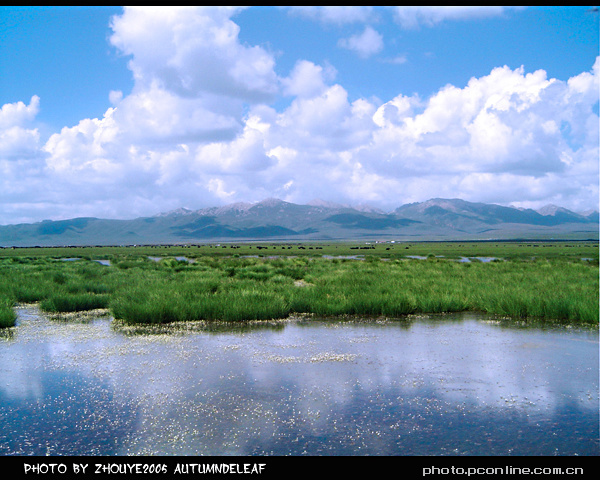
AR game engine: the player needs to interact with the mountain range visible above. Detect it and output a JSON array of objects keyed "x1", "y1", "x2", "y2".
[{"x1": 0, "y1": 198, "x2": 598, "y2": 247}]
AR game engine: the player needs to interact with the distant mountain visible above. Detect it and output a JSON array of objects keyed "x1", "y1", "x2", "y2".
[
  {"x1": 307, "y1": 199, "x2": 348, "y2": 209},
  {"x1": 1, "y1": 198, "x2": 597, "y2": 247},
  {"x1": 394, "y1": 198, "x2": 595, "y2": 229},
  {"x1": 585, "y1": 211, "x2": 600, "y2": 223},
  {"x1": 153, "y1": 207, "x2": 194, "y2": 217}
]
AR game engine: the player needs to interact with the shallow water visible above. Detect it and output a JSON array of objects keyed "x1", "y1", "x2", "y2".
[
  {"x1": 0, "y1": 307, "x2": 598, "y2": 456},
  {"x1": 405, "y1": 255, "x2": 500, "y2": 262}
]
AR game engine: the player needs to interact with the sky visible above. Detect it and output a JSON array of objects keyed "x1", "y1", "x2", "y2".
[{"x1": 0, "y1": 6, "x2": 599, "y2": 225}]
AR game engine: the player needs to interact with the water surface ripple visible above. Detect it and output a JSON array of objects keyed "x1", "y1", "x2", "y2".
[{"x1": 1, "y1": 307, "x2": 598, "y2": 456}]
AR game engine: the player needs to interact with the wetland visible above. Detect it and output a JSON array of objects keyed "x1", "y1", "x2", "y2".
[
  {"x1": 0, "y1": 307, "x2": 597, "y2": 456},
  {"x1": 0, "y1": 241, "x2": 598, "y2": 456}
]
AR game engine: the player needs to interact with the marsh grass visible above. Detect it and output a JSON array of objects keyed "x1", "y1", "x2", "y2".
[
  {"x1": 40, "y1": 293, "x2": 110, "y2": 313},
  {"x1": 0, "y1": 245, "x2": 598, "y2": 327},
  {"x1": 1, "y1": 241, "x2": 598, "y2": 263},
  {"x1": 0, "y1": 296, "x2": 16, "y2": 328}
]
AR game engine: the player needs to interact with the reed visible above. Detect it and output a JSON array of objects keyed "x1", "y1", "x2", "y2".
[
  {"x1": 0, "y1": 246, "x2": 597, "y2": 327},
  {"x1": 0, "y1": 297, "x2": 16, "y2": 328},
  {"x1": 40, "y1": 293, "x2": 110, "y2": 313}
]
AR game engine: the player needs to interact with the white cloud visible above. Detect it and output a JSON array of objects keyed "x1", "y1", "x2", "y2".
[
  {"x1": 0, "y1": 7, "x2": 597, "y2": 224},
  {"x1": 338, "y1": 26, "x2": 384, "y2": 58},
  {"x1": 273, "y1": 84, "x2": 377, "y2": 154},
  {"x1": 382, "y1": 55, "x2": 408, "y2": 65},
  {"x1": 0, "y1": 125, "x2": 41, "y2": 160},
  {"x1": 1, "y1": 6, "x2": 282, "y2": 221},
  {"x1": 372, "y1": 93, "x2": 419, "y2": 128},
  {"x1": 43, "y1": 108, "x2": 119, "y2": 175},
  {"x1": 109, "y1": 6, "x2": 278, "y2": 102},
  {"x1": 357, "y1": 60, "x2": 599, "y2": 209},
  {"x1": 252, "y1": 57, "x2": 597, "y2": 211},
  {"x1": 289, "y1": 6, "x2": 375, "y2": 25},
  {"x1": 246, "y1": 57, "x2": 597, "y2": 210},
  {"x1": 393, "y1": 6, "x2": 508, "y2": 29},
  {"x1": 0, "y1": 96, "x2": 46, "y2": 220},
  {"x1": 207, "y1": 178, "x2": 235, "y2": 200},
  {"x1": 0, "y1": 95, "x2": 40, "y2": 129},
  {"x1": 195, "y1": 113, "x2": 275, "y2": 175},
  {"x1": 281, "y1": 60, "x2": 336, "y2": 98},
  {"x1": 113, "y1": 84, "x2": 243, "y2": 143},
  {"x1": 109, "y1": 90, "x2": 123, "y2": 105}
]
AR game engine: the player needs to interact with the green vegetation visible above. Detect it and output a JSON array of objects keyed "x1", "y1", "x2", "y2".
[
  {"x1": 0, "y1": 241, "x2": 597, "y2": 328},
  {"x1": 1, "y1": 239, "x2": 598, "y2": 261},
  {"x1": 0, "y1": 296, "x2": 16, "y2": 328}
]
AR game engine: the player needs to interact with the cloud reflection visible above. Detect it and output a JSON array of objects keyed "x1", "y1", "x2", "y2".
[{"x1": 0, "y1": 307, "x2": 597, "y2": 455}]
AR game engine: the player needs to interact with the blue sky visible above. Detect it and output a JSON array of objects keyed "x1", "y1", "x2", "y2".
[
  {"x1": 1, "y1": 6, "x2": 131, "y2": 132},
  {"x1": 0, "y1": 6, "x2": 598, "y2": 224}
]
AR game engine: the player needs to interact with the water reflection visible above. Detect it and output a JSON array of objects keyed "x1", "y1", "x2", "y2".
[{"x1": 0, "y1": 307, "x2": 598, "y2": 456}]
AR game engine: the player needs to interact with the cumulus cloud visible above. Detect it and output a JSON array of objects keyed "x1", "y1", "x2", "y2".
[
  {"x1": 107, "y1": 6, "x2": 280, "y2": 146},
  {"x1": 0, "y1": 95, "x2": 40, "y2": 129},
  {"x1": 0, "y1": 97, "x2": 44, "y2": 194},
  {"x1": 338, "y1": 26, "x2": 384, "y2": 58},
  {"x1": 356, "y1": 59, "x2": 599, "y2": 210},
  {"x1": 252, "y1": 56, "x2": 597, "y2": 211},
  {"x1": 109, "y1": 6, "x2": 278, "y2": 102},
  {"x1": 43, "y1": 108, "x2": 120, "y2": 175},
  {"x1": 281, "y1": 60, "x2": 336, "y2": 98},
  {"x1": 0, "y1": 96, "x2": 42, "y2": 159},
  {"x1": 0, "y1": 7, "x2": 598, "y2": 224},
  {"x1": 11, "y1": 6, "x2": 281, "y2": 221}
]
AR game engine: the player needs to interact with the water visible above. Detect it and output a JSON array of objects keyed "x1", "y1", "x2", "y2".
[
  {"x1": 148, "y1": 256, "x2": 195, "y2": 263},
  {"x1": 0, "y1": 307, "x2": 598, "y2": 456},
  {"x1": 406, "y1": 255, "x2": 500, "y2": 262}
]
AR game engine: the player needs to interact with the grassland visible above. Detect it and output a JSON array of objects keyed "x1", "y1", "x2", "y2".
[{"x1": 0, "y1": 241, "x2": 597, "y2": 328}]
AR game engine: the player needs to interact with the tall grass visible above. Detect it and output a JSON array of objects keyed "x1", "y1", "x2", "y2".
[
  {"x1": 0, "y1": 251, "x2": 598, "y2": 327},
  {"x1": 0, "y1": 259, "x2": 115, "y2": 320},
  {"x1": 0, "y1": 296, "x2": 16, "y2": 328},
  {"x1": 40, "y1": 293, "x2": 110, "y2": 313}
]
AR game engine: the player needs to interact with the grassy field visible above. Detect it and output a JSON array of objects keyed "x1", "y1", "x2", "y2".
[
  {"x1": 1, "y1": 239, "x2": 598, "y2": 260},
  {"x1": 0, "y1": 241, "x2": 598, "y2": 328}
]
